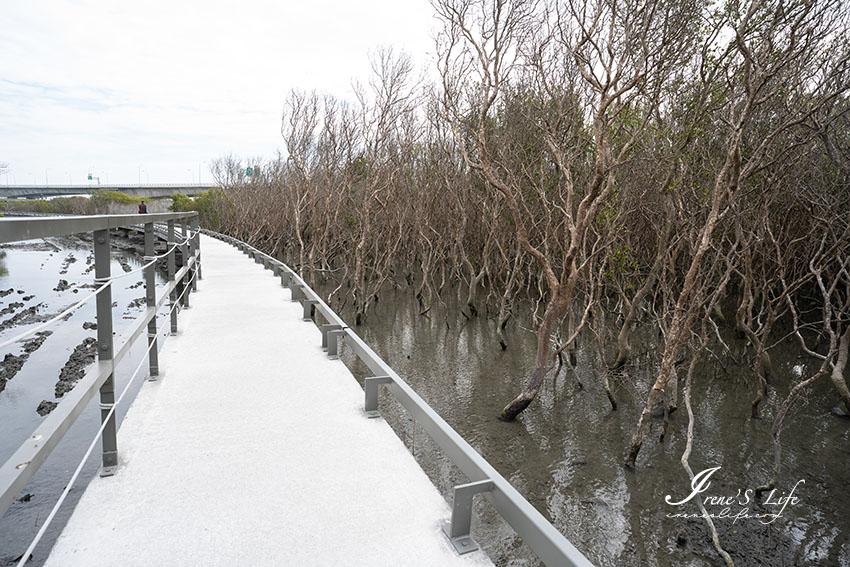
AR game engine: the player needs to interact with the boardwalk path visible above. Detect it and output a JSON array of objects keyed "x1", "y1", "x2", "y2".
[{"x1": 44, "y1": 235, "x2": 493, "y2": 567}]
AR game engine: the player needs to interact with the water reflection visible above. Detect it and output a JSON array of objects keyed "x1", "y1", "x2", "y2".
[{"x1": 317, "y1": 280, "x2": 850, "y2": 567}]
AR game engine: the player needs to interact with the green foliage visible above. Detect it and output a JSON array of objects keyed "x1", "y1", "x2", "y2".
[
  {"x1": 605, "y1": 246, "x2": 640, "y2": 284},
  {"x1": 345, "y1": 155, "x2": 370, "y2": 180},
  {"x1": 169, "y1": 193, "x2": 195, "y2": 212},
  {"x1": 90, "y1": 190, "x2": 141, "y2": 208},
  {"x1": 1, "y1": 197, "x2": 93, "y2": 215},
  {"x1": 169, "y1": 189, "x2": 230, "y2": 230}
]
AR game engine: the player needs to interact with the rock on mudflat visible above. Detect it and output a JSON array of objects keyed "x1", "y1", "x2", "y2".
[{"x1": 37, "y1": 400, "x2": 58, "y2": 416}]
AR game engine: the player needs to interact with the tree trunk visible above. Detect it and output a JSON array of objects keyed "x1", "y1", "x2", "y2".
[
  {"x1": 829, "y1": 328, "x2": 850, "y2": 415},
  {"x1": 500, "y1": 292, "x2": 568, "y2": 420},
  {"x1": 626, "y1": 356, "x2": 676, "y2": 467}
]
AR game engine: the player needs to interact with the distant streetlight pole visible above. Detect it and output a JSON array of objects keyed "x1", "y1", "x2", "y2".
[
  {"x1": 45, "y1": 168, "x2": 50, "y2": 185},
  {"x1": 187, "y1": 168, "x2": 194, "y2": 183}
]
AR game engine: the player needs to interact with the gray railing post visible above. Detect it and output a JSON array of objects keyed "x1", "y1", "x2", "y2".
[
  {"x1": 181, "y1": 219, "x2": 190, "y2": 309},
  {"x1": 93, "y1": 228, "x2": 118, "y2": 477},
  {"x1": 327, "y1": 329, "x2": 345, "y2": 359},
  {"x1": 320, "y1": 324, "x2": 342, "y2": 349},
  {"x1": 188, "y1": 218, "x2": 198, "y2": 292},
  {"x1": 144, "y1": 222, "x2": 160, "y2": 380},
  {"x1": 191, "y1": 215, "x2": 201, "y2": 281},
  {"x1": 280, "y1": 270, "x2": 291, "y2": 287},
  {"x1": 442, "y1": 480, "x2": 495, "y2": 554},
  {"x1": 167, "y1": 220, "x2": 178, "y2": 335},
  {"x1": 364, "y1": 376, "x2": 393, "y2": 418},
  {"x1": 289, "y1": 282, "x2": 301, "y2": 302},
  {"x1": 302, "y1": 299, "x2": 319, "y2": 321}
]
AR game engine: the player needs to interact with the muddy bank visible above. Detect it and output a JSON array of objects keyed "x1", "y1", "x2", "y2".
[
  {"x1": 0, "y1": 302, "x2": 24, "y2": 318},
  {"x1": 0, "y1": 304, "x2": 45, "y2": 332},
  {"x1": 54, "y1": 338, "x2": 97, "y2": 399},
  {"x1": 0, "y1": 331, "x2": 52, "y2": 394}
]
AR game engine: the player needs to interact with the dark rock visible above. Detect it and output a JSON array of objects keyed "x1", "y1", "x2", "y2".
[{"x1": 36, "y1": 400, "x2": 57, "y2": 416}]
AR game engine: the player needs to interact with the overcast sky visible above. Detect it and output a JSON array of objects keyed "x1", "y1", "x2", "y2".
[{"x1": 0, "y1": 0, "x2": 436, "y2": 186}]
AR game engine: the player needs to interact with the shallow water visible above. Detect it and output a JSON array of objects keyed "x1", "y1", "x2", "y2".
[
  {"x1": 0, "y1": 235, "x2": 169, "y2": 566},
  {"x1": 317, "y1": 281, "x2": 850, "y2": 567}
]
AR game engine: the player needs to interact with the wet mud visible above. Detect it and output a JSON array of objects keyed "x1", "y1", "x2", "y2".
[
  {"x1": 36, "y1": 400, "x2": 57, "y2": 417},
  {"x1": 0, "y1": 332, "x2": 53, "y2": 394},
  {"x1": 0, "y1": 304, "x2": 45, "y2": 333},
  {"x1": 54, "y1": 338, "x2": 97, "y2": 398}
]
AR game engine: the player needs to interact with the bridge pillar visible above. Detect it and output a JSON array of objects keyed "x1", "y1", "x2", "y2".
[
  {"x1": 93, "y1": 229, "x2": 118, "y2": 476},
  {"x1": 144, "y1": 223, "x2": 160, "y2": 380}
]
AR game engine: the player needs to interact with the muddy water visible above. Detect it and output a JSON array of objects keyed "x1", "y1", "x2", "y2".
[
  {"x1": 317, "y1": 282, "x2": 850, "y2": 567},
  {"x1": 0, "y1": 234, "x2": 168, "y2": 566}
]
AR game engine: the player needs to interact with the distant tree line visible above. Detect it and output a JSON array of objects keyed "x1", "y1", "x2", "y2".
[{"x1": 1, "y1": 190, "x2": 146, "y2": 215}]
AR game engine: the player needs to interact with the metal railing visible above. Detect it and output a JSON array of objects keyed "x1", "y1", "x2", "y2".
[
  {"x1": 204, "y1": 229, "x2": 594, "y2": 567},
  {"x1": 0, "y1": 213, "x2": 201, "y2": 520}
]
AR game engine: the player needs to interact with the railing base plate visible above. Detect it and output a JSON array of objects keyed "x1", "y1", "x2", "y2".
[
  {"x1": 99, "y1": 465, "x2": 117, "y2": 478},
  {"x1": 441, "y1": 521, "x2": 480, "y2": 555}
]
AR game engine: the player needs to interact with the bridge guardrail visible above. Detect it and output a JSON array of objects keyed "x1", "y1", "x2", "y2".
[
  {"x1": 204, "y1": 228, "x2": 594, "y2": 567},
  {"x1": 0, "y1": 212, "x2": 201, "y2": 521}
]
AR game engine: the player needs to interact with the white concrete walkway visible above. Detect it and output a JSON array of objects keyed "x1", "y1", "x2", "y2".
[{"x1": 44, "y1": 235, "x2": 493, "y2": 567}]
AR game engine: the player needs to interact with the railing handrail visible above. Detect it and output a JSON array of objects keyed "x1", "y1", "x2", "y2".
[
  {"x1": 0, "y1": 212, "x2": 198, "y2": 244},
  {"x1": 204, "y1": 229, "x2": 594, "y2": 567},
  {"x1": 0, "y1": 214, "x2": 201, "y2": 521}
]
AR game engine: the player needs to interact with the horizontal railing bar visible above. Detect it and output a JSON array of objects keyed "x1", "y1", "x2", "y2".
[
  {"x1": 202, "y1": 230, "x2": 593, "y2": 567},
  {"x1": 0, "y1": 213, "x2": 197, "y2": 244}
]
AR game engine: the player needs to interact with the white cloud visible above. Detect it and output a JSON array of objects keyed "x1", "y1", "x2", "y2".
[{"x1": 0, "y1": 0, "x2": 436, "y2": 185}]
